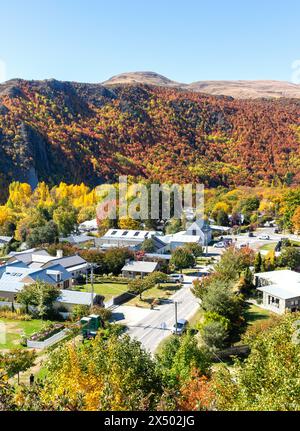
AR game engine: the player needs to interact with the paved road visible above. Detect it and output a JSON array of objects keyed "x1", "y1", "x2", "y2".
[{"x1": 121, "y1": 275, "x2": 200, "y2": 354}]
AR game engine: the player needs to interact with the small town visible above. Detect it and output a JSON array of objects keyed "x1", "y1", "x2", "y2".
[{"x1": 1, "y1": 0, "x2": 300, "y2": 420}]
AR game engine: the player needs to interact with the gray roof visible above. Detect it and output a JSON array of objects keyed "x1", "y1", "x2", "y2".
[
  {"x1": 258, "y1": 284, "x2": 300, "y2": 300},
  {"x1": 255, "y1": 270, "x2": 300, "y2": 285},
  {"x1": 60, "y1": 234, "x2": 94, "y2": 244},
  {"x1": 57, "y1": 289, "x2": 97, "y2": 306},
  {"x1": 42, "y1": 255, "x2": 88, "y2": 270},
  {"x1": 0, "y1": 236, "x2": 13, "y2": 243},
  {"x1": 122, "y1": 260, "x2": 158, "y2": 273}
]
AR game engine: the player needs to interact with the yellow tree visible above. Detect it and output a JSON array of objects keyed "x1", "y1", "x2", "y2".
[
  {"x1": 292, "y1": 206, "x2": 300, "y2": 234},
  {"x1": 118, "y1": 217, "x2": 141, "y2": 230}
]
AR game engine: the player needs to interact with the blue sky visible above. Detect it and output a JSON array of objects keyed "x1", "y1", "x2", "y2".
[{"x1": 1, "y1": 0, "x2": 300, "y2": 83}]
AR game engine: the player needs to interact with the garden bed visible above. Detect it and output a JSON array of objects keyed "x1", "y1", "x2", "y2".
[{"x1": 28, "y1": 323, "x2": 65, "y2": 343}]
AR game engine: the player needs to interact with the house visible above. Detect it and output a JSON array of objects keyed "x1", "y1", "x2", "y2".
[
  {"x1": 79, "y1": 218, "x2": 98, "y2": 232},
  {"x1": 159, "y1": 221, "x2": 212, "y2": 252},
  {"x1": 122, "y1": 260, "x2": 159, "y2": 278},
  {"x1": 42, "y1": 254, "x2": 90, "y2": 279},
  {"x1": 255, "y1": 269, "x2": 300, "y2": 314},
  {"x1": 158, "y1": 220, "x2": 212, "y2": 252},
  {"x1": 60, "y1": 234, "x2": 96, "y2": 246},
  {"x1": 54, "y1": 290, "x2": 103, "y2": 312},
  {"x1": 0, "y1": 236, "x2": 13, "y2": 249},
  {"x1": 209, "y1": 225, "x2": 231, "y2": 234},
  {"x1": 7, "y1": 249, "x2": 90, "y2": 279},
  {"x1": 0, "y1": 263, "x2": 72, "y2": 301},
  {"x1": 96, "y1": 229, "x2": 163, "y2": 250}
]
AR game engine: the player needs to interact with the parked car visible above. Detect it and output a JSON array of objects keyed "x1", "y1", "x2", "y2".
[
  {"x1": 248, "y1": 232, "x2": 255, "y2": 237},
  {"x1": 168, "y1": 274, "x2": 184, "y2": 283},
  {"x1": 172, "y1": 319, "x2": 188, "y2": 335},
  {"x1": 213, "y1": 242, "x2": 226, "y2": 248},
  {"x1": 258, "y1": 234, "x2": 270, "y2": 240},
  {"x1": 238, "y1": 242, "x2": 248, "y2": 249}
]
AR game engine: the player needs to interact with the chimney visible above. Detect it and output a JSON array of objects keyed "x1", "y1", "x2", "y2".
[{"x1": 56, "y1": 249, "x2": 63, "y2": 258}]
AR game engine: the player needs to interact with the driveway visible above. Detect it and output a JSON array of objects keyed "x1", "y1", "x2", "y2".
[{"x1": 112, "y1": 275, "x2": 200, "y2": 354}]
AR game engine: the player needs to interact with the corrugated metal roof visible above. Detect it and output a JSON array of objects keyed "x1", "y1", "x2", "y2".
[
  {"x1": 122, "y1": 260, "x2": 158, "y2": 273},
  {"x1": 57, "y1": 289, "x2": 97, "y2": 305}
]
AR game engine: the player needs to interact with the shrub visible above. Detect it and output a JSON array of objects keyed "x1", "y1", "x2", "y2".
[{"x1": 0, "y1": 309, "x2": 32, "y2": 321}]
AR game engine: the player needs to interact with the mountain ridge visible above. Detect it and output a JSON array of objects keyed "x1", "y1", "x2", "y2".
[
  {"x1": 102, "y1": 71, "x2": 300, "y2": 99},
  {"x1": 0, "y1": 77, "x2": 299, "y2": 202}
]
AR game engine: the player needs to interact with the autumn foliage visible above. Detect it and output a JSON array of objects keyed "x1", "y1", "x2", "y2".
[{"x1": 0, "y1": 80, "x2": 299, "y2": 202}]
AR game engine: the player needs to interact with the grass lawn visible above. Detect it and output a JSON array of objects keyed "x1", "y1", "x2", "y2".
[
  {"x1": 126, "y1": 282, "x2": 181, "y2": 308},
  {"x1": 78, "y1": 279, "x2": 129, "y2": 302},
  {"x1": 244, "y1": 303, "x2": 273, "y2": 326},
  {"x1": 259, "y1": 242, "x2": 277, "y2": 252},
  {"x1": 0, "y1": 319, "x2": 50, "y2": 350}
]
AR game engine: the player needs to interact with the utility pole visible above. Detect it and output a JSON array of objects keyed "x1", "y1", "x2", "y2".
[
  {"x1": 90, "y1": 265, "x2": 94, "y2": 312},
  {"x1": 175, "y1": 301, "x2": 178, "y2": 334}
]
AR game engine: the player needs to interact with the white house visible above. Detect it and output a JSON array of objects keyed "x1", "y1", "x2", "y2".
[
  {"x1": 122, "y1": 260, "x2": 159, "y2": 278},
  {"x1": 54, "y1": 290, "x2": 103, "y2": 312},
  {"x1": 96, "y1": 229, "x2": 164, "y2": 250},
  {"x1": 79, "y1": 218, "x2": 98, "y2": 232},
  {"x1": 159, "y1": 221, "x2": 212, "y2": 251},
  {"x1": 255, "y1": 269, "x2": 300, "y2": 314}
]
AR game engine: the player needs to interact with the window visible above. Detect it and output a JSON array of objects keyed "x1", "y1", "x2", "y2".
[
  {"x1": 122, "y1": 231, "x2": 128, "y2": 236},
  {"x1": 268, "y1": 295, "x2": 279, "y2": 308},
  {"x1": 111, "y1": 231, "x2": 117, "y2": 235},
  {"x1": 134, "y1": 232, "x2": 139, "y2": 237}
]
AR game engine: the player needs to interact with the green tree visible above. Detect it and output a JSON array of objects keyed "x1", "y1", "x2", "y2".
[
  {"x1": 183, "y1": 243, "x2": 203, "y2": 257},
  {"x1": 141, "y1": 238, "x2": 156, "y2": 253},
  {"x1": 53, "y1": 207, "x2": 77, "y2": 236},
  {"x1": 156, "y1": 333, "x2": 211, "y2": 387},
  {"x1": 199, "y1": 280, "x2": 246, "y2": 342},
  {"x1": 278, "y1": 247, "x2": 300, "y2": 270},
  {"x1": 0, "y1": 349, "x2": 37, "y2": 384},
  {"x1": 254, "y1": 251, "x2": 263, "y2": 273},
  {"x1": 201, "y1": 321, "x2": 228, "y2": 351},
  {"x1": 128, "y1": 277, "x2": 153, "y2": 300},
  {"x1": 213, "y1": 313, "x2": 300, "y2": 410},
  {"x1": 214, "y1": 246, "x2": 254, "y2": 283},
  {"x1": 170, "y1": 248, "x2": 195, "y2": 273},
  {"x1": 27, "y1": 221, "x2": 58, "y2": 247},
  {"x1": 103, "y1": 248, "x2": 133, "y2": 275},
  {"x1": 17, "y1": 282, "x2": 60, "y2": 319}
]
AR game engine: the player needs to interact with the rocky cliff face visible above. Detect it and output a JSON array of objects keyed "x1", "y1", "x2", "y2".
[{"x1": 0, "y1": 77, "x2": 299, "y2": 201}]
